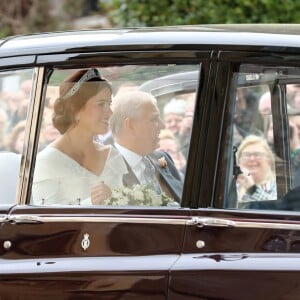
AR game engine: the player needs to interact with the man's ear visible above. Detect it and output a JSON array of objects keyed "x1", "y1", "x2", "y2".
[{"x1": 124, "y1": 117, "x2": 135, "y2": 131}]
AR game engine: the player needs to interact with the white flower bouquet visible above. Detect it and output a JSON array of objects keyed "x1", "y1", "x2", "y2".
[{"x1": 104, "y1": 183, "x2": 179, "y2": 207}]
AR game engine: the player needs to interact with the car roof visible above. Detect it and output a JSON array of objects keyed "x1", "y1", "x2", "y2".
[{"x1": 0, "y1": 24, "x2": 300, "y2": 58}]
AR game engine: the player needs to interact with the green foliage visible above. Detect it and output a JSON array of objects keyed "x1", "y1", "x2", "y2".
[
  {"x1": 106, "y1": 0, "x2": 300, "y2": 27},
  {"x1": 0, "y1": 0, "x2": 299, "y2": 39}
]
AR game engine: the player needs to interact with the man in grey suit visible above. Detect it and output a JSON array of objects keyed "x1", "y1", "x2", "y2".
[{"x1": 110, "y1": 91, "x2": 183, "y2": 203}]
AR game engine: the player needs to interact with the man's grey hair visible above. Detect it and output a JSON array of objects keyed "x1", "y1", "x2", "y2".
[{"x1": 110, "y1": 90, "x2": 157, "y2": 136}]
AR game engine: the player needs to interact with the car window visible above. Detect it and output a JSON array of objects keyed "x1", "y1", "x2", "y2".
[
  {"x1": 31, "y1": 64, "x2": 200, "y2": 207},
  {"x1": 0, "y1": 69, "x2": 34, "y2": 204},
  {"x1": 218, "y1": 64, "x2": 300, "y2": 211}
]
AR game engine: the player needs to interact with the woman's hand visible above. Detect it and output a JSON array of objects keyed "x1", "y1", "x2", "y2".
[
  {"x1": 237, "y1": 168, "x2": 255, "y2": 190},
  {"x1": 91, "y1": 181, "x2": 112, "y2": 205}
]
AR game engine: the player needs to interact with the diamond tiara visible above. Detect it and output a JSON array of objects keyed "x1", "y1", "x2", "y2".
[{"x1": 62, "y1": 68, "x2": 100, "y2": 99}]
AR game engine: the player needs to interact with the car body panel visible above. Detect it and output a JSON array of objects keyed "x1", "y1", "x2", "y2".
[
  {"x1": 0, "y1": 207, "x2": 188, "y2": 299},
  {"x1": 170, "y1": 209, "x2": 300, "y2": 299},
  {"x1": 169, "y1": 262, "x2": 300, "y2": 300}
]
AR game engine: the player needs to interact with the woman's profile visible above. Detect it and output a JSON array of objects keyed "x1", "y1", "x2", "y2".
[{"x1": 32, "y1": 68, "x2": 127, "y2": 205}]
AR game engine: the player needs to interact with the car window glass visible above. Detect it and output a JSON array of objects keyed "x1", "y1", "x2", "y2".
[
  {"x1": 0, "y1": 69, "x2": 34, "y2": 204},
  {"x1": 219, "y1": 64, "x2": 300, "y2": 211},
  {"x1": 32, "y1": 65, "x2": 199, "y2": 207},
  {"x1": 287, "y1": 83, "x2": 300, "y2": 189}
]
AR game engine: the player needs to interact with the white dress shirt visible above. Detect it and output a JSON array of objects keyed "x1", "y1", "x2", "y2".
[{"x1": 115, "y1": 143, "x2": 148, "y2": 184}]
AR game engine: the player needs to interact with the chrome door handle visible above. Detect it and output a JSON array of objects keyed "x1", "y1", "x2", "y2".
[
  {"x1": 187, "y1": 217, "x2": 236, "y2": 228},
  {"x1": 7, "y1": 215, "x2": 43, "y2": 224}
]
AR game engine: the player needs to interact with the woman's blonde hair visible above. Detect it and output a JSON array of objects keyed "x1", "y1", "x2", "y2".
[{"x1": 237, "y1": 134, "x2": 275, "y2": 180}]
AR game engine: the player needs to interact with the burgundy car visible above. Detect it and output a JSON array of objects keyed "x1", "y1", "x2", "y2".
[{"x1": 0, "y1": 24, "x2": 300, "y2": 299}]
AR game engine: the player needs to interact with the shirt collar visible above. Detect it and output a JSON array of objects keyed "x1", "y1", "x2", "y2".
[{"x1": 115, "y1": 142, "x2": 142, "y2": 169}]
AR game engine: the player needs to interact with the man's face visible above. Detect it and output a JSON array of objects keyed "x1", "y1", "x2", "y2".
[
  {"x1": 132, "y1": 102, "x2": 165, "y2": 155},
  {"x1": 164, "y1": 113, "x2": 182, "y2": 136}
]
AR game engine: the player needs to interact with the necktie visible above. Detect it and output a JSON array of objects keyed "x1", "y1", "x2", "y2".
[{"x1": 142, "y1": 157, "x2": 161, "y2": 194}]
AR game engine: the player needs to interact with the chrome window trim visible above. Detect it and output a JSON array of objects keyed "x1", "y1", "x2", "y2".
[
  {"x1": 188, "y1": 216, "x2": 300, "y2": 230},
  {"x1": 4, "y1": 214, "x2": 300, "y2": 231},
  {"x1": 6, "y1": 214, "x2": 188, "y2": 225},
  {"x1": 20, "y1": 67, "x2": 46, "y2": 205}
]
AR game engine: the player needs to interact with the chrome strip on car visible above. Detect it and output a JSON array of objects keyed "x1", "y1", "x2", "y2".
[
  {"x1": 7, "y1": 214, "x2": 188, "y2": 225},
  {"x1": 187, "y1": 216, "x2": 300, "y2": 230},
  {"x1": 0, "y1": 215, "x2": 8, "y2": 223},
  {"x1": 4, "y1": 215, "x2": 300, "y2": 230}
]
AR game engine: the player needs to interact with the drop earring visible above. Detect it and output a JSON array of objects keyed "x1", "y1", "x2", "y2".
[{"x1": 75, "y1": 114, "x2": 80, "y2": 123}]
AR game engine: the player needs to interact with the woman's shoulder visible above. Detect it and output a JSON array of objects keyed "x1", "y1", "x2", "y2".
[
  {"x1": 34, "y1": 147, "x2": 73, "y2": 180},
  {"x1": 37, "y1": 146, "x2": 70, "y2": 163},
  {"x1": 38, "y1": 146, "x2": 59, "y2": 157}
]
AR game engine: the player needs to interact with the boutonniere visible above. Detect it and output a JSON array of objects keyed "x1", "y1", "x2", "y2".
[{"x1": 158, "y1": 157, "x2": 167, "y2": 168}]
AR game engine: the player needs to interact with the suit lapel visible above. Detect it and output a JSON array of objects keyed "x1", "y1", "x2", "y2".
[
  {"x1": 148, "y1": 156, "x2": 182, "y2": 202},
  {"x1": 122, "y1": 158, "x2": 140, "y2": 186},
  {"x1": 112, "y1": 143, "x2": 140, "y2": 186},
  {"x1": 113, "y1": 142, "x2": 182, "y2": 202}
]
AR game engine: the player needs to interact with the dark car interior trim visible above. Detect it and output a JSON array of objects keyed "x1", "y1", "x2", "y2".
[
  {"x1": 0, "y1": 55, "x2": 36, "y2": 68},
  {"x1": 36, "y1": 50, "x2": 211, "y2": 67}
]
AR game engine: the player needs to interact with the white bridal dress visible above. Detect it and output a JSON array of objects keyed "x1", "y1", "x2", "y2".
[{"x1": 32, "y1": 145, "x2": 127, "y2": 205}]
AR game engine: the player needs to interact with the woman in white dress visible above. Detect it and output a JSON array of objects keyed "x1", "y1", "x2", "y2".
[{"x1": 32, "y1": 68, "x2": 127, "y2": 205}]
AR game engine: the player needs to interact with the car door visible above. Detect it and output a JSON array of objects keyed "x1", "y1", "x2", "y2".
[
  {"x1": 169, "y1": 50, "x2": 300, "y2": 300},
  {"x1": 0, "y1": 50, "x2": 211, "y2": 299}
]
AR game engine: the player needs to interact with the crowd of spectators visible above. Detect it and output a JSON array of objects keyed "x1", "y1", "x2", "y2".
[
  {"x1": 0, "y1": 80, "x2": 60, "y2": 153},
  {"x1": 0, "y1": 80, "x2": 31, "y2": 153},
  {"x1": 233, "y1": 84, "x2": 300, "y2": 205},
  {"x1": 160, "y1": 94, "x2": 196, "y2": 174}
]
